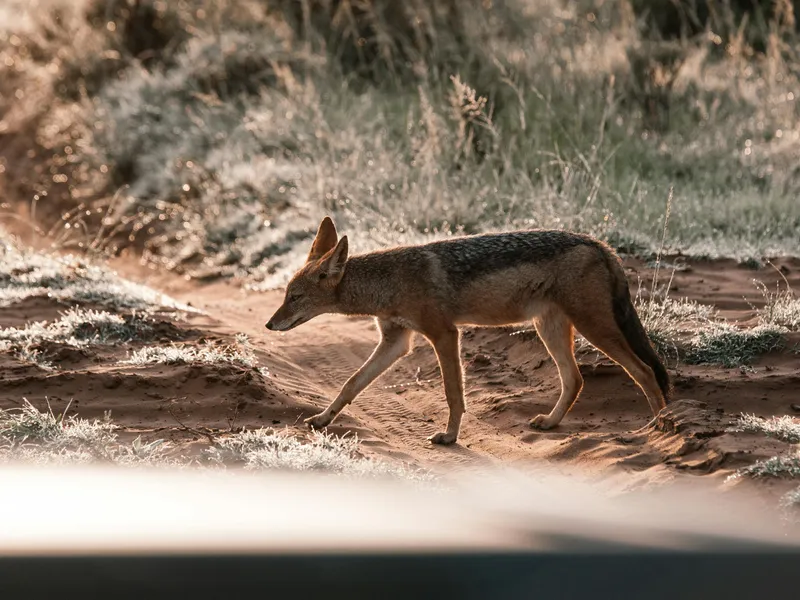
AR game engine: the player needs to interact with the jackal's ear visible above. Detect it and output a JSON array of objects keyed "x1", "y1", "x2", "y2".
[
  {"x1": 318, "y1": 235, "x2": 348, "y2": 284},
  {"x1": 307, "y1": 217, "x2": 338, "y2": 262}
]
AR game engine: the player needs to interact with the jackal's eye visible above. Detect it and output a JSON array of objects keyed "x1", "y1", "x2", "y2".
[{"x1": 287, "y1": 292, "x2": 302, "y2": 303}]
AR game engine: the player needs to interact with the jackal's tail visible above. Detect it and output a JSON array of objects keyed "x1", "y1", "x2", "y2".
[{"x1": 606, "y1": 257, "x2": 671, "y2": 401}]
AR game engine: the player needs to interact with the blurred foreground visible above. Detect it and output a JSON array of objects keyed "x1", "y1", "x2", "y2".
[{"x1": 0, "y1": 464, "x2": 798, "y2": 598}]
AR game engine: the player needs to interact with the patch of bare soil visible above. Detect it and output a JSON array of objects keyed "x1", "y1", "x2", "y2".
[{"x1": 1, "y1": 251, "x2": 799, "y2": 500}]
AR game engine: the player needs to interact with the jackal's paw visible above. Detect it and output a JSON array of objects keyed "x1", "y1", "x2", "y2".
[
  {"x1": 304, "y1": 413, "x2": 333, "y2": 430},
  {"x1": 428, "y1": 431, "x2": 457, "y2": 445},
  {"x1": 529, "y1": 414, "x2": 557, "y2": 430}
]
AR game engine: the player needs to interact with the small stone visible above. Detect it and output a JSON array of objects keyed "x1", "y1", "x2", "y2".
[{"x1": 470, "y1": 354, "x2": 492, "y2": 367}]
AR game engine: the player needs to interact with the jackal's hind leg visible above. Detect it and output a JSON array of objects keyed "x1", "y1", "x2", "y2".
[
  {"x1": 305, "y1": 321, "x2": 413, "y2": 429},
  {"x1": 569, "y1": 313, "x2": 665, "y2": 417},
  {"x1": 529, "y1": 306, "x2": 584, "y2": 430}
]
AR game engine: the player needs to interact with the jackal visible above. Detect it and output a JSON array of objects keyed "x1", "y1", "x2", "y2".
[{"x1": 266, "y1": 217, "x2": 670, "y2": 445}]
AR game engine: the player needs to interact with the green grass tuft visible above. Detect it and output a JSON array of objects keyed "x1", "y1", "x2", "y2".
[
  {"x1": 731, "y1": 452, "x2": 800, "y2": 479},
  {"x1": 685, "y1": 324, "x2": 786, "y2": 368}
]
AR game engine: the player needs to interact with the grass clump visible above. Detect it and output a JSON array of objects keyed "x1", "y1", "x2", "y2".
[
  {"x1": 731, "y1": 414, "x2": 800, "y2": 444},
  {"x1": 0, "y1": 307, "x2": 155, "y2": 369},
  {"x1": 632, "y1": 262, "x2": 793, "y2": 367},
  {"x1": 732, "y1": 452, "x2": 800, "y2": 479},
  {"x1": 636, "y1": 292, "x2": 717, "y2": 357},
  {"x1": 727, "y1": 409, "x2": 800, "y2": 512},
  {"x1": 123, "y1": 340, "x2": 258, "y2": 369},
  {"x1": 0, "y1": 400, "x2": 428, "y2": 480},
  {"x1": 0, "y1": 398, "x2": 168, "y2": 465},
  {"x1": 0, "y1": 231, "x2": 194, "y2": 313},
  {"x1": 755, "y1": 280, "x2": 800, "y2": 331},
  {"x1": 1, "y1": 307, "x2": 151, "y2": 345},
  {"x1": 0, "y1": 398, "x2": 114, "y2": 450},
  {"x1": 685, "y1": 324, "x2": 786, "y2": 368},
  {"x1": 206, "y1": 428, "x2": 433, "y2": 481}
]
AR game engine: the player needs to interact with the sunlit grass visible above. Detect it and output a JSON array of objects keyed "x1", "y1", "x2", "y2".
[
  {"x1": 730, "y1": 414, "x2": 800, "y2": 444},
  {"x1": 0, "y1": 398, "x2": 169, "y2": 465},
  {"x1": 122, "y1": 340, "x2": 258, "y2": 370},
  {"x1": 0, "y1": 233, "x2": 195, "y2": 312},
  {"x1": 635, "y1": 292, "x2": 718, "y2": 358},
  {"x1": 206, "y1": 428, "x2": 433, "y2": 481},
  {"x1": 732, "y1": 452, "x2": 800, "y2": 479},
  {"x1": 0, "y1": 307, "x2": 155, "y2": 369},
  {"x1": 0, "y1": 400, "x2": 429, "y2": 479},
  {"x1": 728, "y1": 411, "x2": 800, "y2": 512},
  {"x1": 755, "y1": 279, "x2": 800, "y2": 331}
]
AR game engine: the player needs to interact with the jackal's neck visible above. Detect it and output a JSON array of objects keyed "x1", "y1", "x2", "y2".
[{"x1": 331, "y1": 255, "x2": 384, "y2": 317}]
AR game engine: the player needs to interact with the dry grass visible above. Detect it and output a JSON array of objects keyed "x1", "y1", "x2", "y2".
[
  {"x1": 0, "y1": 399, "x2": 430, "y2": 479},
  {"x1": 0, "y1": 398, "x2": 169, "y2": 465},
  {"x1": 728, "y1": 410, "x2": 800, "y2": 513},
  {"x1": 206, "y1": 428, "x2": 433, "y2": 481},
  {"x1": 731, "y1": 414, "x2": 800, "y2": 444},
  {"x1": 0, "y1": 230, "x2": 195, "y2": 312},
  {"x1": 123, "y1": 340, "x2": 259, "y2": 370},
  {"x1": 0, "y1": 307, "x2": 156, "y2": 369},
  {"x1": 734, "y1": 452, "x2": 800, "y2": 479},
  {"x1": 635, "y1": 292, "x2": 718, "y2": 358},
  {"x1": 755, "y1": 277, "x2": 800, "y2": 331}
]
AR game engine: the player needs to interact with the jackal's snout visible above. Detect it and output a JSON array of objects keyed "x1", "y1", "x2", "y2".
[
  {"x1": 265, "y1": 319, "x2": 287, "y2": 331},
  {"x1": 264, "y1": 316, "x2": 296, "y2": 332},
  {"x1": 265, "y1": 303, "x2": 305, "y2": 332}
]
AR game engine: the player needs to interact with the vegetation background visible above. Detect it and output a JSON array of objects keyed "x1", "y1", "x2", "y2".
[{"x1": 1, "y1": 0, "x2": 799, "y2": 287}]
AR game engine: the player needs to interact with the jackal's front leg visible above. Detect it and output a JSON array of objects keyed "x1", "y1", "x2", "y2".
[
  {"x1": 305, "y1": 322, "x2": 413, "y2": 430},
  {"x1": 428, "y1": 328, "x2": 465, "y2": 445}
]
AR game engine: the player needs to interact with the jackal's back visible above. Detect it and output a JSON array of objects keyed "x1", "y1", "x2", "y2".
[{"x1": 424, "y1": 230, "x2": 600, "y2": 289}]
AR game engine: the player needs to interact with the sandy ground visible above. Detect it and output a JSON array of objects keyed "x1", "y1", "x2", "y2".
[{"x1": 2, "y1": 240, "x2": 800, "y2": 502}]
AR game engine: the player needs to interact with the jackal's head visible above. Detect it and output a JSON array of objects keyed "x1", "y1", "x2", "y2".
[{"x1": 265, "y1": 217, "x2": 348, "y2": 331}]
